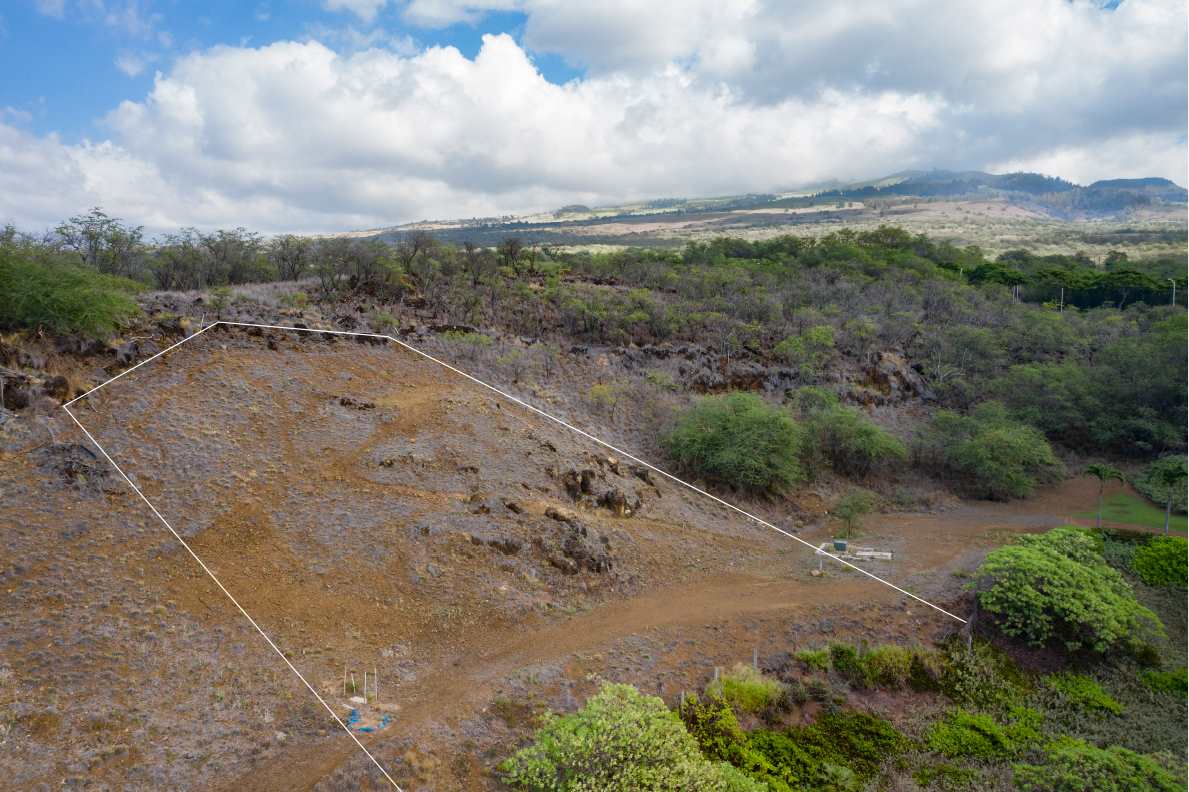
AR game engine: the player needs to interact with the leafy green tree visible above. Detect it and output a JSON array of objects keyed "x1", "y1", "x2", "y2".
[
  {"x1": 916, "y1": 403, "x2": 1061, "y2": 500},
  {"x1": 1084, "y1": 463, "x2": 1125, "y2": 529},
  {"x1": 500, "y1": 683, "x2": 764, "y2": 791},
  {"x1": 803, "y1": 404, "x2": 907, "y2": 477},
  {"x1": 988, "y1": 362, "x2": 1101, "y2": 449},
  {"x1": 833, "y1": 490, "x2": 876, "y2": 539},
  {"x1": 972, "y1": 527, "x2": 1163, "y2": 653},
  {"x1": 664, "y1": 392, "x2": 804, "y2": 494},
  {"x1": 1144, "y1": 456, "x2": 1188, "y2": 534}
]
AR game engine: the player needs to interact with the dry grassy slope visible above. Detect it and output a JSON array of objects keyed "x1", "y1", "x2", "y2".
[{"x1": 0, "y1": 325, "x2": 1104, "y2": 790}]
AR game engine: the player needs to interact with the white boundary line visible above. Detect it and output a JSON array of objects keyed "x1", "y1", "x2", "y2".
[{"x1": 61, "y1": 317, "x2": 968, "y2": 788}]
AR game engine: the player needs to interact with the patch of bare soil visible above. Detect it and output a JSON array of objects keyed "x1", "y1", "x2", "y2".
[{"x1": 0, "y1": 326, "x2": 1122, "y2": 790}]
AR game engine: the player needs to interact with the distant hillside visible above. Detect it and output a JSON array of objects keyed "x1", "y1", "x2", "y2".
[
  {"x1": 350, "y1": 168, "x2": 1186, "y2": 249},
  {"x1": 813, "y1": 169, "x2": 1186, "y2": 216}
]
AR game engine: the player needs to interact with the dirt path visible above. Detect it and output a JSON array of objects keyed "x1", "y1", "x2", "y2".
[{"x1": 223, "y1": 475, "x2": 1126, "y2": 791}]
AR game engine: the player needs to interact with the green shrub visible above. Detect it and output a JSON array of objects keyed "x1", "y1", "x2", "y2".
[
  {"x1": 278, "y1": 290, "x2": 309, "y2": 309},
  {"x1": 501, "y1": 683, "x2": 764, "y2": 791},
  {"x1": 973, "y1": 527, "x2": 1165, "y2": 653},
  {"x1": 804, "y1": 404, "x2": 907, "y2": 477},
  {"x1": 863, "y1": 645, "x2": 913, "y2": 689},
  {"x1": 443, "y1": 329, "x2": 493, "y2": 347},
  {"x1": 1132, "y1": 536, "x2": 1187, "y2": 587},
  {"x1": 746, "y1": 730, "x2": 844, "y2": 792},
  {"x1": 678, "y1": 692, "x2": 776, "y2": 782},
  {"x1": 908, "y1": 647, "x2": 946, "y2": 692},
  {"x1": 0, "y1": 251, "x2": 140, "y2": 337},
  {"x1": 938, "y1": 640, "x2": 1029, "y2": 709},
  {"x1": 916, "y1": 403, "x2": 1061, "y2": 500},
  {"x1": 368, "y1": 308, "x2": 398, "y2": 333},
  {"x1": 1013, "y1": 737, "x2": 1183, "y2": 792},
  {"x1": 925, "y1": 707, "x2": 1039, "y2": 760},
  {"x1": 707, "y1": 664, "x2": 785, "y2": 715},
  {"x1": 804, "y1": 710, "x2": 909, "y2": 777},
  {"x1": 912, "y1": 763, "x2": 980, "y2": 790},
  {"x1": 644, "y1": 369, "x2": 677, "y2": 391},
  {"x1": 1045, "y1": 673, "x2": 1123, "y2": 715},
  {"x1": 828, "y1": 643, "x2": 871, "y2": 688},
  {"x1": 794, "y1": 647, "x2": 830, "y2": 672},
  {"x1": 747, "y1": 711, "x2": 907, "y2": 791},
  {"x1": 774, "y1": 324, "x2": 835, "y2": 379},
  {"x1": 664, "y1": 392, "x2": 805, "y2": 493},
  {"x1": 1140, "y1": 666, "x2": 1188, "y2": 695}
]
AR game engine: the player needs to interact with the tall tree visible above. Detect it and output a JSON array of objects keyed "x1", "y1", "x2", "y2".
[
  {"x1": 1084, "y1": 463, "x2": 1125, "y2": 530},
  {"x1": 1146, "y1": 457, "x2": 1188, "y2": 535}
]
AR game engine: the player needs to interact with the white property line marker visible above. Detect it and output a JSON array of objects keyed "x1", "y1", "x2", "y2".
[{"x1": 62, "y1": 318, "x2": 968, "y2": 785}]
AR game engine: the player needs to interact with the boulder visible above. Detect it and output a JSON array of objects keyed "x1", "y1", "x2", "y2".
[{"x1": 866, "y1": 351, "x2": 933, "y2": 403}]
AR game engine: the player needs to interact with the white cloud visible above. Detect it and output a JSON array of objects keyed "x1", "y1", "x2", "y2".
[
  {"x1": 990, "y1": 131, "x2": 1189, "y2": 187},
  {"x1": 401, "y1": 0, "x2": 519, "y2": 28},
  {"x1": 100, "y1": 0, "x2": 162, "y2": 39},
  {"x1": 114, "y1": 50, "x2": 154, "y2": 77},
  {"x1": 323, "y1": 0, "x2": 389, "y2": 24},
  {"x1": 0, "y1": 1, "x2": 1184, "y2": 235},
  {"x1": 35, "y1": 0, "x2": 67, "y2": 19}
]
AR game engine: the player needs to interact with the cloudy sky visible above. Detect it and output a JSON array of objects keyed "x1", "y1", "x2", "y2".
[{"x1": 1, "y1": 0, "x2": 1185, "y2": 234}]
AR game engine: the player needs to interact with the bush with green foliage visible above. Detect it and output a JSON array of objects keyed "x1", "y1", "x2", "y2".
[
  {"x1": 1013, "y1": 737, "x2": 1183, "y2": 792},
  {"x1": 1045, "y1": 673, "x2": 1123, "y2": 715},
  {"x1": 707, "y1": 664, "x2": 786, "y2": 715},
  {"x1": 793, "y1": 647, "x2": 830, "y2": 672},
  {"x1": 1140, "y1": 666, "x2": 1188, "y2": 696},
  {"x1": 925, "y1": 707, "x2": 1040, "y2": 760},
  {"x1": 912, "y1": 762, "x2": 980, "y2": 790},
  {"x1": 679, "y1": 693, "x2": 786, "y2": 786},
  {"x1": 916, "y1": 402, "x2": 1061, "y2": 500},
  {"x1": 1131, "y1": 536, "x2": 1187, "y2": 587},
  {"x1": 804, "y1": 404, "x2": 907, "y2": 477},
  {"x1": 799, "y1": 642, "x2": 937, "y2": 691},
  {"x1": 862, "y1": 645, "x2": 914, "y2": 690},
  {"x1": 664, "y1": 392, "x2": 804, "y2": 493},
  {"x1": 750, "y1": 711, "x2": 907, "y2": 791},
  {"x1": 938, "y1": 641, "x2": 1031, "y2": 711},
  {"x1": 774, "y1": 324, "x2": 835, "y2": 379},
  {"x1": 0, "y1": 248, "x2": 140, "y2": 337},
  {"x1": 973, "y1": 526, "x2": 1164, "y2": 652},
  {"x1": 828, "y1": 643, "x2": 869, "y2": 688},
  {"x1": 500, "y1": 683, "x2": 764, "y2": 791}
]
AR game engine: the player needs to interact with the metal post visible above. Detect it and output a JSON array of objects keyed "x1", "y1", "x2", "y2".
[{"x1": 1171, "y1": 278, "x2": 1177, "y2": 306}]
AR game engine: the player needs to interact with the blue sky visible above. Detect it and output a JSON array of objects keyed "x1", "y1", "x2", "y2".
[
  {"x1": 0, "y1": 1, "x2": 1184, "y2": 233},
  {"x1": 1, "y1": 1, "x2": 580, "y2": 141}
]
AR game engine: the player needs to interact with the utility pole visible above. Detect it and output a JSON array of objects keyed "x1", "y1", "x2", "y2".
[{"x1": 1170, "y1": 278, "x2": 1177, "y2": 306}]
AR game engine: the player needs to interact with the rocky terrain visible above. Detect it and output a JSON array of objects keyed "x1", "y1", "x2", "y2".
[{"x1": 0, "y1": 291, "x2": 1134, "y2": 790}]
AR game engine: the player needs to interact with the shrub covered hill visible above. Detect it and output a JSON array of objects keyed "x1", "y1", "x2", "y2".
[
  {"x1": 1, "y1": 213, "x2": 1186, "y2": 790},
  {"x1": 3, "y1": 214, "x2": 1184, "y2": 486}
]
